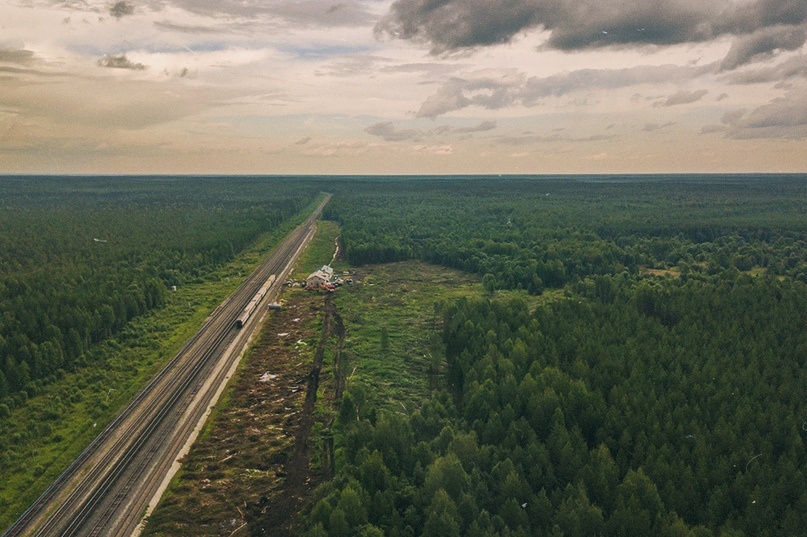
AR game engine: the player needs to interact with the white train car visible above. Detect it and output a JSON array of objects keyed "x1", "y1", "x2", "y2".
[{"x1": 235, "y1": 275, "x2": 276, "y2": 328}]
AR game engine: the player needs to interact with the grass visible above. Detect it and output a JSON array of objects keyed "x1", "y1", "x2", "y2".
[
  {"x1": 332, "y1": 262, "x2": 481, "y2": 412},
  {"x1": 0, "y1": 194, "x2": 328, "y2": 530}
]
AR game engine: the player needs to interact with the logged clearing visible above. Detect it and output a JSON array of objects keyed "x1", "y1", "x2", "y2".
[
  {"x1": 143, "y1": 260, "x2": 494, "y2": 536},
  {"x1": 143, "y1": 287, "x2": 339, "y2": 536}
]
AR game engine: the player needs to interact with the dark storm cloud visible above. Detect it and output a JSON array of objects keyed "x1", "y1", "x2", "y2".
[
  {"x1": 720, "y1": 25, "x2": 807, "y2": 70},
  {"x1": 98, "y1": 54, "x2": 147, "y2": 70},
  {"x1": 376, "y1": 0, "x2": 807, "y2": 66}
]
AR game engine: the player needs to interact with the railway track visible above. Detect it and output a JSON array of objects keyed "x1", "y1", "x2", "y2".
[{"x1": 3, "y1": 195, "x2": 330, "y2": 537}]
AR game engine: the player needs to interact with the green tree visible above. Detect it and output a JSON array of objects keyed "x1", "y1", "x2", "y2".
[
  {"x1": 423, "y1": 453, "x2": 470, "y2": 503},
  {"x1": 380, "y1": 326, "x2": 390, "y2": 352},
  {"x1": 607, "y1": 469, "x2": 665, "y2": 537},
  {"x1": 337, "y1": 485, "x2": 368, "y2": 528},
  {"x1": 483, "y1": 273, "x2": 496, "y2": 296},
  {"x1": 581, "y1": 444, "x2": 620, "y2": 513},
  {"x1": 423, "y1": 489, "x2": 460, "y2": 537},
  {"x1": 554, "y1": 483, "x2": 605, "y2": 537},
  {"x1": 328, "y1": 508, "x2": 350, "y2": 537}
]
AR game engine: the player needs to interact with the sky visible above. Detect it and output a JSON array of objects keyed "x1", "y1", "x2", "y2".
[{"x1": 1, "y1": 0, "x2": 806, "y2": 175}]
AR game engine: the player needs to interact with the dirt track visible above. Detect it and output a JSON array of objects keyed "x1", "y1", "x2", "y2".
[{"x1": 248, "y1": 293, "x2": 343, "y2": 535}]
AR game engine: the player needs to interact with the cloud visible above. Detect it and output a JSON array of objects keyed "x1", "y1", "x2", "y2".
[
  {"x1": 375, "y1": 0, "x2": 541, "y2": 53},
  {"x1": 98, "y1": 54, "x2": 147, "y2": 70},
  {"x1": 0, "y1": 48, "x2": 64, "y2": 81},
  {"x1": 110, "y1": 1, "x2": 134, "y2": 19},
  {"x1": 699, "y1": 92, "x2": 807, "y2": 139},
  {"x1": 722, "y1": 53, "x2": 807, "y2": 84},
  {"x1": 376, "y1": 0, "x2": 807, "y2": 69},
  {"x1": 365, "y1": 120, "x2": 499, "y2": 141},
  {"x1": 152, "y1": 21, "x2": 220, "y2": 34},
  {"x1": 653, "y1": 89, "x2": 709, "y2": 107},
  {"x1": 453, "y1": 120, "x2": 497, "y2": 133},
  {"x1": 0, "y1": 48, "x2": 36, "y2": 65},
  {"x1": 416, "y1": 64, "x2": 715, "y2": 118},
  {"x1": 721, "y1": 108, "x2": 747, "y2": 125},
  {"x1": 492, "y1": 131, "x2": 616, "y2": 146},
  {"x1": 416, "y1": 69, "x2": 526, "y2": 118},
  {"x1": 720, "y1": 25, "x2": 807, "y2": 70},
  {"x1": 699, "y1": 124, "x2": 727, "y2": 134},
  {"x1": 642, "y1": 122, "x2": 676, "y2": 132},
  {"x1": 365, "y1": 121, "x2": 422, "y2": 141},
  {"x1": 729, "y1": 89, "x2": 807, "y2": 139},
  {"x1": 170, "y1": 0, "x2": 376, "y2": 28}
]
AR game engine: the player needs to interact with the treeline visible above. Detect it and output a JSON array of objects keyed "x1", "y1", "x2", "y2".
[
  {"x1": 311, "y1": 273, "x2": 807, "y2": 536},
  {"x1": 324, "y1": 175, "x2": 807, "y2": 291},
  {"x1": 0, "y1": 176, "x2": 319, "y2": 402}
]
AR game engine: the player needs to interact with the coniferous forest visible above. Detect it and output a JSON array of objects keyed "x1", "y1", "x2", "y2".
[
  {"x1": 311, "y1": 175, "x2": 807, "y2": 537},
  {"x1": 0, "y1": 176, "x2": 319, "y2": 402}
]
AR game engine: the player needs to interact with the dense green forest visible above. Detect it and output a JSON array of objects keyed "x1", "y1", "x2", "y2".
[
  {"x1": 1, "y1": 175, "x2": 805, "y2": 536},
  {"x1": 310, "y1": 175, "x2": 807, "y2": 536},
  {"x1": 0, "y1": 176, "x2": 319, "y2": 403},
  {"x1": 324, "y1": 175, "x2": 807, "y2": 289}
]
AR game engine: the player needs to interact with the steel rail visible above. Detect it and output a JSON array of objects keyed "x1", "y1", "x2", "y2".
[{"x1": 61, "y1": 320, "x2": 236, "y2": 536}]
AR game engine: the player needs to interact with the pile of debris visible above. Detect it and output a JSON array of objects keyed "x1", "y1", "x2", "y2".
[{"x1": 304, "y1": 265, "x2": 352, "y2": 292}]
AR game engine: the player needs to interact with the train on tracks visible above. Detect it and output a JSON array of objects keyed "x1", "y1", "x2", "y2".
[{"x1": 235, "y1": 275, "x2": 276, "y2": 328}]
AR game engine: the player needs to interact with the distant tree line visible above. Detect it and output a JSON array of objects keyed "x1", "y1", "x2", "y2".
[{"x1": 323, "y1": 176, "x2": 807, "y2": 291}]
